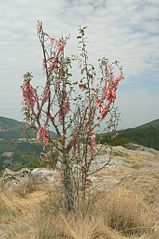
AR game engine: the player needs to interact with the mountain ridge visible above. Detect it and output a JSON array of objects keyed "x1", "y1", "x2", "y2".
[
  {"x1": 0, "y1": 116, "x2": 24, "y2": 131},
  {"x1": 0, "y1": 116, "x2": 159, "y2": 171},
  {"x1": 0, "y1": 116, "x2": 52, "y2": 171},
  {"x1": 0, "y1": 117, "x2": 31, "y2": 142},
  {"x1": 97, "y1": 118, "x2": 159, "y2": 150},
  {"x1": 1, "y1": 115, "x2": 159, "y2": 133},
  {"x1": 135, "y1": 118, "x2": 159, "y2": 129},
  {"x1": 0, "y1": 116, "x2": 56, "y2": 139}
]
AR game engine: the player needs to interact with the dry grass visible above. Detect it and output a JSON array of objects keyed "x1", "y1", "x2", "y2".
[
  {"x1": 31, "y1": 185, "x2": 159, "y2": 239},
  {"x1": 0, "y1": 185, "x2": 159, "y2": 239},
  {"x1": 122, "y1": 155, "x2": 148, "y2": 169},
  {"x1": 59, "y1": 215, "x2": 127, "y2": 239},
  {"x1": 112, "y1": 146, "x2": 155, "y2": 169},
  {"x1": 0, "y1": 182, "x2": 49, "y2": 238},
  {"x1": 32, "y1": 211, "x2": 126, "y2": 239},
  {"x1": 95, "y1": 166, "x2": 133, "y2": 178},
  {"x1": 92, "y1": 187, "x2": 155, "y2": 236},
  {"x1": 14, "y1": 178, "x2": 50, "y2": 197},
  {"x1": 120, "y1": 171, "x2": 159, "y2": 205},
  {"x1": 31, "y1": 187, "x2": 127, "y2": 239},
  {"x1": 0, "y1": 187, "x2": 20, "y2": 222},
  {"x1": 1, "y1": 162, "x2": 159, "y2": 239}
]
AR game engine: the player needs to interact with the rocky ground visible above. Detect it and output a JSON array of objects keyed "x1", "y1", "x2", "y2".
[
  {"x1": 1, "y1": 143, "x2": 159, "y2": 238},
  {"x1": 1, "y1": 143, "x2": 159, "y2": 192}
]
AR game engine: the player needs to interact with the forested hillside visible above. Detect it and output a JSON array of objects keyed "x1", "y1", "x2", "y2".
[
  {"x1": 97, "y1": 119, "x2": 159, "y2": 150},
  {"x1": 0, "y1": 116, "x2": 56, "y2": 171},
  {"x1": 0, "y1": 116, "x2": 159, "y2": 171}
]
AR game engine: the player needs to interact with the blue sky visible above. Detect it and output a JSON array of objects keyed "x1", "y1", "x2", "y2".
[{"x1": 0, "y1": 0, "x2": 159, "y2": 129}]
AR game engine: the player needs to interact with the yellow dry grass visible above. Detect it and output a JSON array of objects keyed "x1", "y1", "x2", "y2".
[
  {"x1": 111, "y1": 145, "x2": 157, "y2": 169},
  {"x1": 32, "y1": 209, "x2": 127, "y2": 239},
  {"x1": 30, "y1": 186, "x2": 159, "y2": 239},
  {"x1": 95, "y1": 166, "x2": 133, "y2": 177},
  {"x1": 120, "y1": 171, "x2": 159, "y2": 205},
  {"x1": 0, "y1": 183, "x2": 49, "y2": 238},
  {"x1": 1, "y1": 151, "x2": 159, "y2": 239},
  {"x1": 0, "y1": 188, "x2": 48, "y2": 218},
  {"x1": 1, "y1": 183, "x2": 159, "y2": 239},
  {"x1": 93, "y1": 187, "x2": 155, "y2": 235}
]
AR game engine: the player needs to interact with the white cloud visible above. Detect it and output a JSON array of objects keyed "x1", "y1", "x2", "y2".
[
  {"x1": 116, "y1": 89, "x2": 159, "y2": 128},
  {"x1": 0, "y1": 0, "x2": 158, "y2": 127}
]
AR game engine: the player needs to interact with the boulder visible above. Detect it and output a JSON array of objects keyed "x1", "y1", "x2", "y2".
[
  {"x1": 0, "y1": 167, "x2": 59, "y2": 190},
  {"x1": 125, "y1": 143, "x2": 159, "y2": 154},
  {"x1": 125, "y1": 143, "x2": 146, "y2": 151},
  {"x1": 31, "y1": 168, "x2": 59, "y2": 184},
  {"x1": 0, "y1": 168, "x2": 31, "y2": 189}
]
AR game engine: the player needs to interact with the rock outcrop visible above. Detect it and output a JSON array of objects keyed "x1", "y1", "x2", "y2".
[
  {"x1": 125, "y1": 143, "x2": 159, "y2": 154},
  {"x1": 0, "y1": 167, "x2": 60, "y2": 190},
  {"x1": 1, "y1": 144, "x2": 159, "y2": 191}
]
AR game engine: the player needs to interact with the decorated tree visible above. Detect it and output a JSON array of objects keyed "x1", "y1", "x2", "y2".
[{"x1": 21, "y1": 22, "x2": 123, "y2": 211}]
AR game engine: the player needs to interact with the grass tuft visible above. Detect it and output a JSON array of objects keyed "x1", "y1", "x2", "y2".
[{"x1": 93, "y1": 186, "x2": 155, "y2": 235}]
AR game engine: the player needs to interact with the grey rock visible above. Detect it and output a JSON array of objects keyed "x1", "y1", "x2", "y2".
[
  {"x1": 1, "y1": 144, "x2": 158, "y2": 191},
  {"x1": 31, "y1": 168, "x2": 58, "y2": 184},
  {"x1": 0, "y1": 167, "x2": 59, "y2": 190},
  {"x1": 0, "y1": 168, "x2": 31, "y2": 189},
  {"x1": 125, "y1": 143, "x2": 146, "y2": 151},
  {"x1": 3, "y1": 168, "x2": 15, "y2": 177},
  {"x1": 125, "y1": 143, "x2": 158, "y2": 155}
]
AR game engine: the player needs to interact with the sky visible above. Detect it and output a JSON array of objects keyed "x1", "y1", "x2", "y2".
[{"x1": 0, "y1": 0, "x2": 159, "y2": 129}]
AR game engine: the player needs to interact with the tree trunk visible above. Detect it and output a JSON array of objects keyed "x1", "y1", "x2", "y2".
[{"x1": 63, "y1": 163, "x2": 74, "y2": 212}]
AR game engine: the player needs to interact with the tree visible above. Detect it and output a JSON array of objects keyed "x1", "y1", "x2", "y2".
[{"x1": 21, "y1": 21, "x2": 123, "y2": 212}]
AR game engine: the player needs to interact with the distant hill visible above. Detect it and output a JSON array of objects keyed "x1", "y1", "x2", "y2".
[
  {"x1": 0, "y1": 116, "x2": 24, "y2": 129},
  {"x1": 97, "y1": 118, "x2": 159, "y2": 150},
  {"x1": 0, "y1": 116, "x2": 56, "y2": 171},
  {"x1": 1, "y1": 116, "x2": 159, "y2": 171},
  {"x1": 0, "y1": 116, "x2": 56, "y2": 139},
  {"x1": 0, "y1": 116, "x2": 29, "y2": 139},
  {"x1": 135, "y1": 118, "x2": 159, "y2": 129}
]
